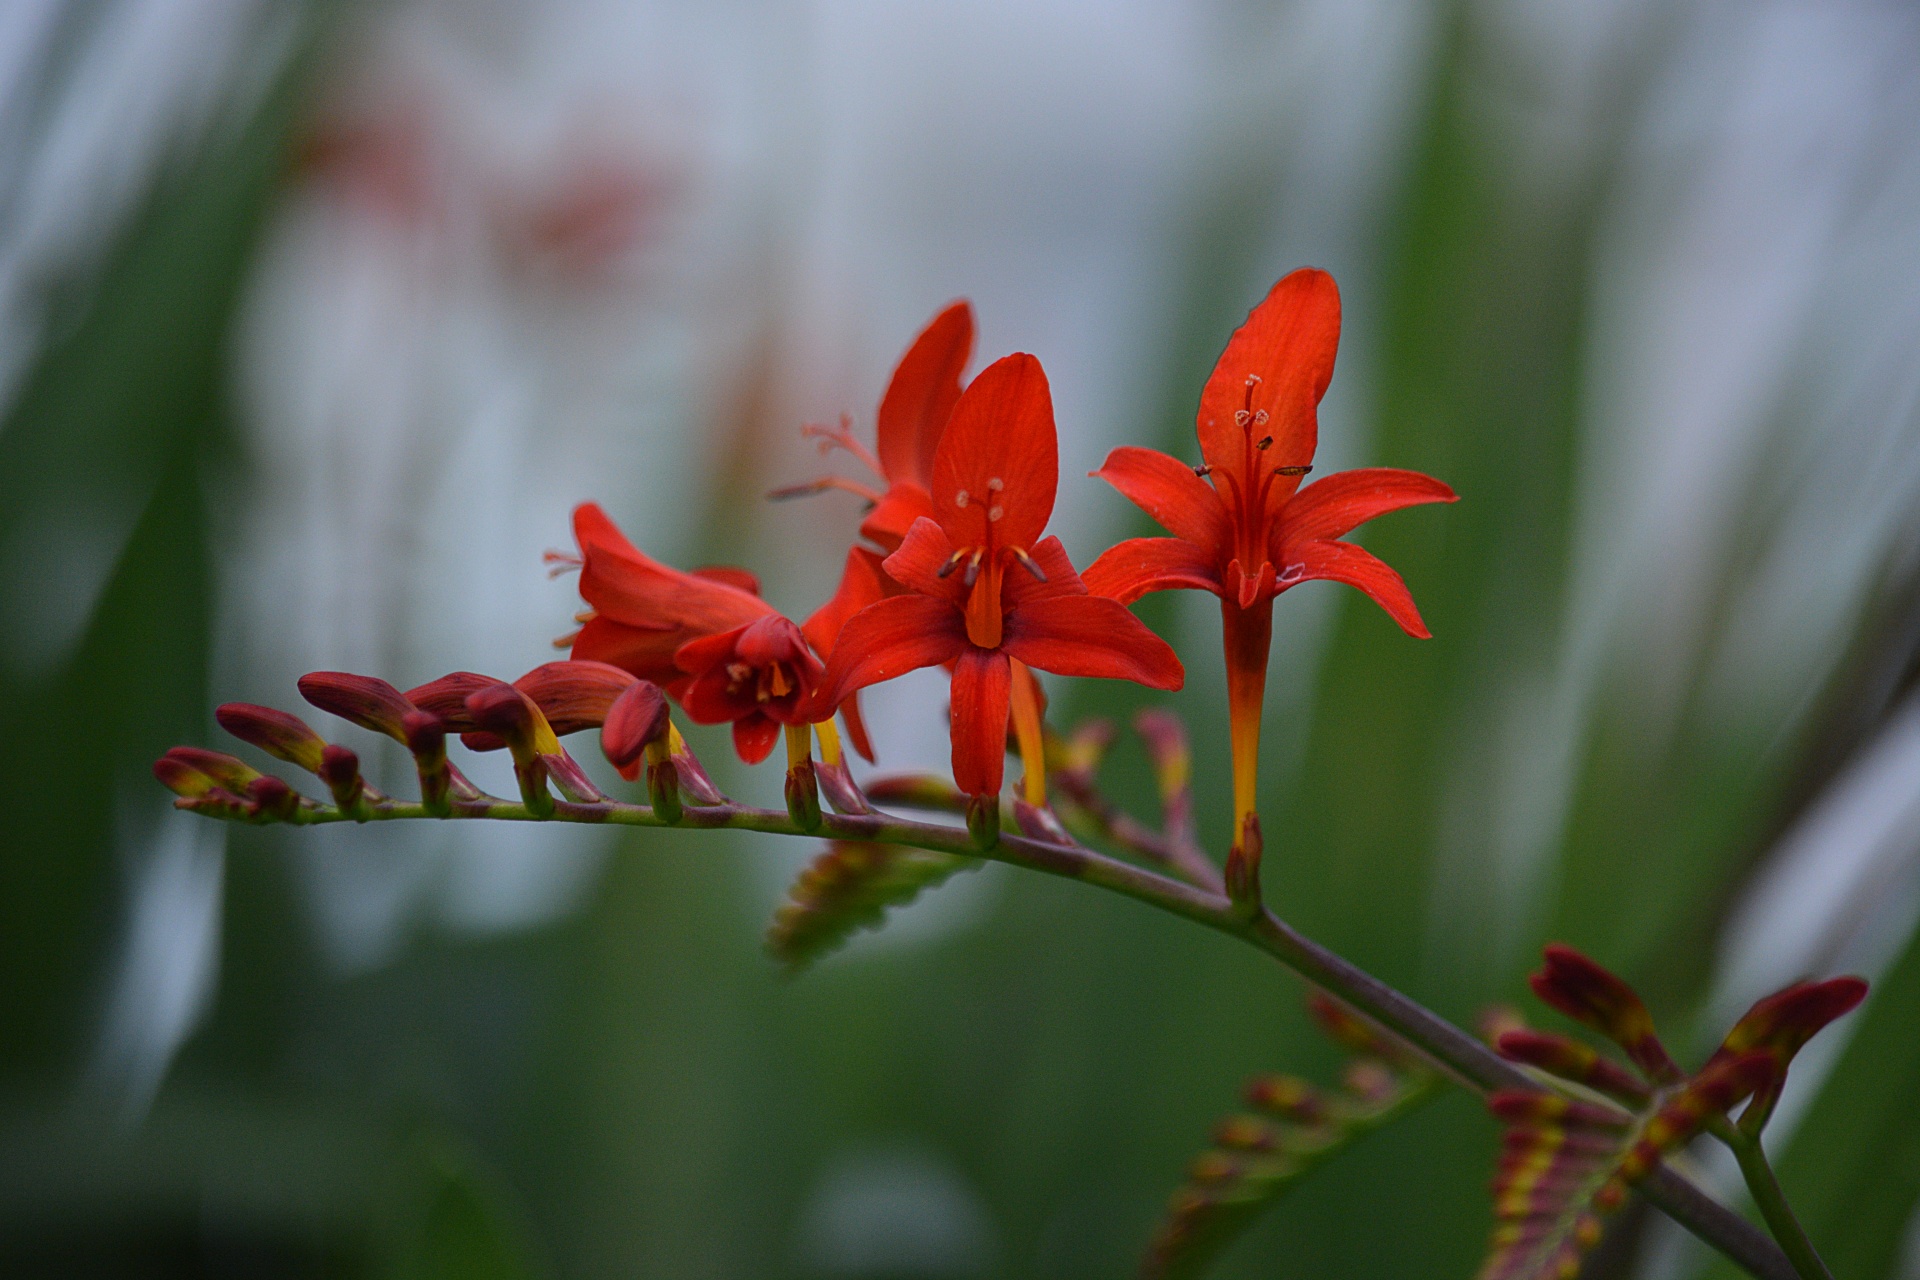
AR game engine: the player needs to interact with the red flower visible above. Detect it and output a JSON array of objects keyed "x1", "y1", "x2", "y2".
[
  {"x1": 676, "y1": 614, "x2": 825, "y2": 764},
  {"x1": 1083, "y1": 269, "x2": 1454, "y2": 888},
  {"x1": 817, "y1": 353, "x2": 1184, "y2": 798},
  {"x1": 564, "y1": 502, "x2": 829, "y2": 764}
]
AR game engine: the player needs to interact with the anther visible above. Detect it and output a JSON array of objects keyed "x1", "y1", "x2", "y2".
[
  {"x1": 1245, "y1": 374, "x2": 1262, "y2": 388},
  {"x1": 936, "y1": 549, "x2": 967, "y2": 579},
  {"x1": 1193, "y1": 465, "x2": 1211, "y2": 477},
  {"x1": 1255, "y1": 436, "x2": 1274, "y2": 450},
  {"x1": 1012, "y1": 547, "x2": 1047, "y2": 581},
  {"x1": 988, "y1": 506, "x2": 1004, "y2": 522},
  {"x1": 962, "y1": 547, "x2": 984, "y2": 587},
  {"x1": 1253, "y1": 410, "x2": 1268, "y2": 425},
  {"x1": 1277, "y1": 464, "x2": 1312, "y2": 476},
  {"x1": 987, "y1": 477, "x2": 1004, "y2": 492},
  {"x1": 1234, "y1": 409, "x2": 1252, "y2": 427},
  {"x1": 955, "y1": 489, "x2": 970, "y2": 508}
]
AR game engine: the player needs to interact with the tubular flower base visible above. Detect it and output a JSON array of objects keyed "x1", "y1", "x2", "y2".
[{"x1": 150, "y1": 271, "x2": 1845, "y2": 1280}]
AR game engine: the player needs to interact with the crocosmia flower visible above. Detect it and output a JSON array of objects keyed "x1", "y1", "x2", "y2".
[
  {"x1": 675, "y1": 614, "x2": 825, "y2": 763},
  {"x1": 1083, "y1": 269, "x2": 1455, "y2": 886},
  {"x1": 818, "y1": 352, "x2": 1184, "y2": 799},
  {"x1": 562, "y1": 502, "x2": 833, "y2": 764}
]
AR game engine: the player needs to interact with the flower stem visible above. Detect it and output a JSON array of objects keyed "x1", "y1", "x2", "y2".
[
  {"x1": 1713, "y1": 1120, "x2": 1835, "y2": 1280},
  {"x1": 180, "y1": 790, "x2": 1796, "y2": 1280}
]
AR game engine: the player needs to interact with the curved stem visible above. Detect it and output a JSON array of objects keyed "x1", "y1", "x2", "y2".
[
  {"x1": 1713, "y1": 1120, "x2": 1834, "y2": 1280},
  {"x1": 192, "y1": 791, "x2": 1795, "y2": 1279}
]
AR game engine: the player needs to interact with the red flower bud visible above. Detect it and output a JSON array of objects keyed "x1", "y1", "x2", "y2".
[
  {"x1": 154, "y1": 754, "x2": 215, "y2": 799},
  {"x1": 216, "y1": 703, "x2": 327, "y2": 774},
  {"x1": 319, "y1": 743, "x2": 368, "y2": 815},
  {"x1": 299, "y1": 672, "x2": 418, "y2": 741},
  {"x1": 246, "y1": 774, "x2": 303, "y2": 821},
  {"x1": 162, "y1": 747, "x2": 262, "y2": 794},
  {"x1": 1529, "y1": 944, "x2": 1682, "y2": 1083},
  {"x1": 1495, "y1": 1029, "x2": 1651, "y2": 1106},
  {"x1": 600, "y1": 680, "x2": 669, "y2": 778},
  {"x1": 403, "y1": 672, "x2": 499, "y2": 732}
]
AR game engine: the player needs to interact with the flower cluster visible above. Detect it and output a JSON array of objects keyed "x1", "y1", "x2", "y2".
[{"x1": 552, "y1": 268, "x2": 1453, "y2": 880}]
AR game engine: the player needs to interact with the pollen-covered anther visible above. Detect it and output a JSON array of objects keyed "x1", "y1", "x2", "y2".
[
  {"x1": 1255, "y1": 436, "x2": 1274, "y2": 450},
  {"x1": 954, "y1": 489, "x2": 970, "y2": 508},
  {"x1": 1011, "y1": 546, "x2": 1047, "y2": 581},
  {"x1": 988, "y1": 506, "x2": 1004, "y2": 521},
  {"x1": 986, "y1": 477, "x2": 1004, "y2": 491},
  {"x1": 1277, "y1": 464, "x2": 1312, "y2": 476}
]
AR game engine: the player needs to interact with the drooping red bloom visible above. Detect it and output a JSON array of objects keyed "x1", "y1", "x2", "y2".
[
  {"x1": 1083, "y1": 269, "x2": 1455, "y2": 883},
  {"x1": 563, "y1": 503, "x2": 829, "y2": 764},
  {"x1": 817, "y1": 353, "x2": 1184, "y2": 798}
]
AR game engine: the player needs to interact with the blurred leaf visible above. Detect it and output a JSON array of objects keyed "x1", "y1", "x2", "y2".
[
  {"x1": 386, "y1": 1134, "x2": 543, "y2": 1280},
  {"x1": 1698, "y1": 919, "x2": 1920, "y2": 1280},
  {"x1": 766, "y1": 839, "x2": 979, "y2": 972}
]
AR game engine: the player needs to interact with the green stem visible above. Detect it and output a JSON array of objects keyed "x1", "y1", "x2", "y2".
[
  {"x1": 1714, "y1": 1120, "x2": 1835, "y2": 1280},
  {"x1": 192, "y1": 791, "x2": 1796, "y2": 1280}
]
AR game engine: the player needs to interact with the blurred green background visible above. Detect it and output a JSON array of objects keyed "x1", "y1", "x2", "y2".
[{"x1": 5, "y1": 2, "x2": 1920, "y2": 1277}]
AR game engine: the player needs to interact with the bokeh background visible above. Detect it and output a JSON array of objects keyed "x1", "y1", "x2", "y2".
[{"x1": 5, "y1": 1, "x2": 1920, "y2": 1276}]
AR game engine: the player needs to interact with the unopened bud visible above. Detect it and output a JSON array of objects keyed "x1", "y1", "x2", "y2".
[
  {"x1": 402, "y1": 710, "x2": 451, "y2": 816},
  {"x1": 814, "y1": 757, "x2": 871, "y2": 815},
  {"x1": 319, "y1": 743, "x2": 369, "y2": 818},
  {"x1": 154, "y1": 754, "x2": 215, "y2": 799},
  {"x1": 965, "y1": 793, "x2": 1000, "y2": 849},
  {"x1": 298, "y1": 672, "x2": 417, "y2": 741},
  {"x1": 1531, "y1": 945, "x2": 1682, "y2": 1083},
  {"x1": 465, "y1": 682, "x2": 561, "y2": 816},
  {"x1": 216, "y1": 703, "x2": 327, "y2": 774},
  {"x1": 601, "y1": 681, "x2": 670, "y2": 780},
  {"x1": 666, "y1": 724, "x2": 725, "y2": 805},
  {"x1": 515, "y1": 660, "x2": 638, "y2": 734},
  {"x1": 246, "y1": 774, "x2": 303, "y2": 822},
  {"x1": 404, "y1": 672, "x2": 499, "y2": 731},
  {"x1": 163, "y1": 747, "x2": 262, "y2": 794}
]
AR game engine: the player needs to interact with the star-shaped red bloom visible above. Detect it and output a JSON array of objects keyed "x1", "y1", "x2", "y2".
[
  {"x1": 1083, "y1": 268, "x2": 1455, "y2": 898},
  {"x1": 817, "y1": 353, "x2": 1183, "y2": 798}
]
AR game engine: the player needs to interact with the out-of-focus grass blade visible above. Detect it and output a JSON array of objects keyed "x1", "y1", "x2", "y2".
[{"x1": 0, "y1": 9, "x2": 319, "y2": 1078}]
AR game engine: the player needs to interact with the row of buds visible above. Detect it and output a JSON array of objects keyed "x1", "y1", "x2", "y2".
[{"x1": 156, "y1": 660, "x2": 724, "y2": 822}]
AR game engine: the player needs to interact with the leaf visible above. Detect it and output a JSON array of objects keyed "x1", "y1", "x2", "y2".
[
  {"x1": 386, "y1": 1134, "x2": 543, "y2": 1280},
  {"x1": 765, "y1": 840, "x2": 978, "y2": 972},
  {"x1": 1140, "y1": 1051, "x2": 1437, "y2": 1280}
]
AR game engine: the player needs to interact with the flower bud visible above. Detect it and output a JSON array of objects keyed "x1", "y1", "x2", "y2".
[
  {"x1": 666, "y1": 724, "x2": 725, "y2": 806},
  {"x1": 404, "y1": 672, "x2": 499, "y2": 732},
  {"x1": 1496, "y1": 1029, "x2": 1650, "y2": 1106},
  {"x1": 319, "y1": 743, "x2": 370, "y2": 818},
  {"x1": 298, "y1": 672, "x2": 417, "y2": 741},
  {"x1": 464, "y1": 682, "x2": 556, "y2": 816},
  {"x1": 246, "y1": 774, "x2": 303, "y2": 822},
  {"x1": 1530, "y1": 945, "x2": 1681, "y2": 1083},
  {"x1": 1013, "y1": 800, "x2": 1070, "y2": 843},
  {"x1": 154, "y1": 754, "x2": 215, "y2": 799},
  {"x1": 515, "y1": 660, "x2": 638, "y2": 734},
  {"x1": 163, "y1": 747, "x2": 262, "y2": 794},
  {"x1": 601, "y1": 681, "x2": 670, "y2": 779},
  {"x1": 646, "y1": 751, "x2": 682, "y2": 824},
  {"x1": 402, "y1": 710, "x2": 451, "y2": 815},
  {"x1": 863, "y1": 774, "x2": 967, "y2": 814},
  {"x1": 216, "y1": 703, "x2": 327, "y2": 774}
]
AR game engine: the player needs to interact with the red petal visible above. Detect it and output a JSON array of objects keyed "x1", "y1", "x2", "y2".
[
  {"x1": 405, "y1": 671, "x2": 497, "y2": 730},
  {"x1": 837, "y1": 691, "x2": 876, "y2": 763},
  {"x1": 1197, "y1": 269, "x2": 1340, "y2": 513},
  {"x1": 679, "y1": 662, "x2": 747, "y2": 725},
  {"x1": 1000, "y1": 535, "x2": 1085, "y2": 608},
  {"x1": 732, "y1": 714, "x2": 781, "y2": 764},
  {"x1": 876, "y1": 300, "x2": 973, "y2": 489},
  {"x1": 692, "y1": 565, "x2": 761, "y2": 595},
  {"x1": 1090, "y1": 445, "x2": 1229, "y2": 553},
  {"x1": 816, "y1": 594, "x2": 969, "y2": 708},
  {"x1": 1081, "y1": 537, "x2": 1222, "y2": 605},
  {"x1": 1273, "y1": 467, "x2": 1456, "y2": 551},
  {"x1": 930, "y1": 353, "x2": 1057, "y2": 550},
  {"x1": 949, "y1": 647, "x2": 1011, "y2": 796},
  {"x1": 513, "y1": 660, "x2": 637, "y2": 735},
  {"x1": 1003, "y1": 595, "x2": 1184, "y2": 690},
  {"x1": 1281, "y1": 540, "x2": 1432, "y2": 638},
  {"x1": 673, "y1": 624, "x2": 749, "y2": 677},
  {"x1": 570, "y1": 615, "x2": 685, "y2": 686},
  {"x1": 803, "y1": 546, "x2": 895, "y2": 657},
  {"x1": 881, "y1": 518, "x2": 969, "y2": 607},
  {"x1": 573, "y1": 502, "x2": 770, "y2": 635},
  {"x1": 858, "y1": 481, "x2": 936, "y2": 552}
]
